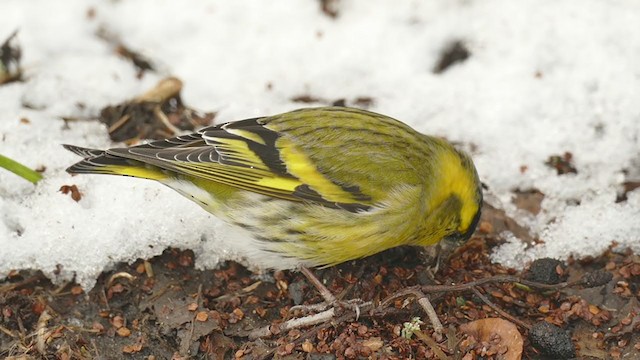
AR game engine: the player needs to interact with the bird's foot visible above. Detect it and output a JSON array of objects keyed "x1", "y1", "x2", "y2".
[{"x1": 293, "y1": 265, "x2": 368, "y2": 319}]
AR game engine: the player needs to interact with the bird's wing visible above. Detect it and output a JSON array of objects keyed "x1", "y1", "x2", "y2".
[{"x1": 107, "y1": 107, "x2": 423, "y2": 212}]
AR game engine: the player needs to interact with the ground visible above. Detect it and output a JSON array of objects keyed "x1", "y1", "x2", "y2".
[{"x1": 1, "y1": 203, "x2": 638, "y2": 359}]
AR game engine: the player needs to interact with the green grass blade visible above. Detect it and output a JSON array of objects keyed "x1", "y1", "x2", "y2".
[{"x1": 0, "y1": 153, "x2": 43, "y2": 184}]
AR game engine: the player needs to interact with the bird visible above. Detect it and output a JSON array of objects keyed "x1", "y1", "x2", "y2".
[{"x1": 64, "y1": 106, "x2": 482, "y2": 276}]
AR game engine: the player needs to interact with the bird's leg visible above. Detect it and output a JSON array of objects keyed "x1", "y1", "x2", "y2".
[
  {"x1": 298, "y1": 265, "x2": 337, "y2": 305},
  {"x1": 295, "y1": 265, "x2": 366, "y2": 320},
  {"x1": 419, "y1": 241, "x2": 460, "y2": 282}
]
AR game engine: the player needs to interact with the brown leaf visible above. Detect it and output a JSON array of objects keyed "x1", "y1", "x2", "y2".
[
  {"x1": 195, "y1": 311, "x2": 208, "y2": 322},
  {"x1": 111, "y1": 315, "x2": 125, "y2": 329},
  {"x1": 59, "y1": 184, "x2": 82, "y2": 202},
  {"x1": 122, "y1": 343, "x2": 143, "y2": 354},
  {"x1": 116, "y1": 327, "x2": 131, "y2": 337},
  {"x1": 460, "y1": 318, "x2": 523, "y2": 360},
  {"x1": 362, "y1": 337, "x2": 384, "y2": 352}
]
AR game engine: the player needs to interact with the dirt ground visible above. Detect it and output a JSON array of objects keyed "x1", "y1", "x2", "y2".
[{"x1": 1, "y1": 201, "x2": 639, "y2": 360}]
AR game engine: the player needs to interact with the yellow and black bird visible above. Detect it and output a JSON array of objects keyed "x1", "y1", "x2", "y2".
[{"x1": 65, "y1": 106, "x2": 482, "y2": 271}]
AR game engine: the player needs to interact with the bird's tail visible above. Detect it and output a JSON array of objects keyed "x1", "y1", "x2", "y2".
[{"x1": 63, "y1": 144, "x2": 167, "y2": 180}]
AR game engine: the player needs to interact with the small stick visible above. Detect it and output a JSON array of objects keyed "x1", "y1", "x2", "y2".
[
  {"x1": 213, "y1": 280, "x2": 262, "y2": 302},
  {"x1": 249, "y1": 307, "x2": 336, "y2": 339},
  {"x1": 154, "y1": 106, "x2": 182, "y2": 136},
  {"x1": 253, "y1": 311, "x2": 358, "y2": 360},
  {"x1": 250, "y1": 273, "x2": 590, "y2": 339},
  {"x1": 100, "y1": 287, "x2": 110, "y2": 310},
  {"x1": 135, "y1": 77, "x2": 182, "y2": 103},
  {"x1": 36, "y1": 310, "x2": 52, "y2": 355},
  {"x1": 145, "y1": 281, "x2": 180, "y2": 302},
  {"x1": 0, "y1": 273, "x2": 45, "y2": 293},
  {"x1": 471, "y1": 287, "x2": 531, "y2": 330},
  {"x1": 143, "y1": 260, "x2": 154, "y2": 278},
  {"x1": 421, "y1": 275, "x2": 583, "y2": 294},
  {"x1": 183, "y1": 284, "x2": 204, "y2": 356},
  {"x1": 107, "y1": 114, "x2": 131, "y2": 134},
  {"x1": 299, "y1": 266, "x2": 337, "y2": 305},
  {"x1": 379, "y1": 288, "x2": 443, "y2": 333},
  {"x1": 417, "y1": 295, "x2": 444, "y2": 334},
  {"x1": 414, "y1": 330, "x2": 451, "y2": 360},
  {"x1": 0, "y1": 324, "x2": 16, "y2": 338}
]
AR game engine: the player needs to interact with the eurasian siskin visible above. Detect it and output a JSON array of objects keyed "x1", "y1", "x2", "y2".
[{"x1": 65, "y1": 106, "x2": 482, "y2": 269}]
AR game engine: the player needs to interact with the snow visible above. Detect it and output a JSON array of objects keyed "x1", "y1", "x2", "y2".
[{"x1": 1, "y1": 0, "x2": 639, "y2": 289}]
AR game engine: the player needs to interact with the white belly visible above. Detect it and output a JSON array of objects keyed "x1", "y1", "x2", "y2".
[{"x1": 161, "y1": 178, "x2": 308, "y2": 270}]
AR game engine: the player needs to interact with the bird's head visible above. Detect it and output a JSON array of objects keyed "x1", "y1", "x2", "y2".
[{"x1": 420, "y1": 140, "x2": 483, "y2": 248}]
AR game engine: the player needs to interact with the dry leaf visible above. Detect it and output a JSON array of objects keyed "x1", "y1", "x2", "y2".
[
  {"x1": 59, "y1": 184, "x2": 82, "y2": 202},
  {"x1": 460, "y1": 318, "x2": 523, "y2": 360},
  {"x1": 116, "y1": 327, "x2": 131, "y2": 337},
  {"x1": 195, "y1": 311, "x2": 208, "y2": 322}
]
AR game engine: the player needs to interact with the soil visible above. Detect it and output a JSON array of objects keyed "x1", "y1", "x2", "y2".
[{"x1": 1, "y1": 204, "x2": 638, "y2": 359}]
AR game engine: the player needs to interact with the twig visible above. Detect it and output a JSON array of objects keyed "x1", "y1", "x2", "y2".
[
  {"x1": 379, "y1": 287, "x2": 444, "y2": 333},
  {"x1": 16, "y1": 310, "x2": 26, "y2": 339},
  {"x1": 35, "y1": 310, "x2": 52, "y2": 355},
  {"x1": 471, "y1": 287, "x2": 531, "y2": 330},
  {"x1": 145, "y1": 281, "x2": 180, "y2": 302},
  {"x1": 417, "y1": 296, "x2": 443, "y2": 334},
  {"x1": 51, "y1": 280, "x2": 72, "y2": 295},
  {"x1": 414, "y1": 330, "x2": 451, "y2": 360},
  {"x1": 446, "y1": 326, "x2": 460, "y2": 356},
  {"x1": 107, "y1": 271, "x2": 136, "y2": 287},
  {"x1": 254, "y1": 310, "x2": 360, "y2": 360},
  {"x1": 91, "y1": 339, "x2": 100, "y2": 358},
  {"x1": 0, "y1": 273, "x2": 45, "y2": 293},
  {"x1": 251, "y1": 298, "x2": 380, "y2": 339},
  {"x1": 421, "y1": 274, "x2": 585, "y2": 294},
  {"x1": 250, "y1": 273, "x2": 589, "y2": 340},
  {"x1": 135, "y1": 77, "x2": 182, "y2": 103},
  {"x1": 212, "y1": 280, "x2": 262, "y2": 302},
  {"x1": 299, "y1": 265, "x2": 337, "y2": 304},
  {"x1": 249, "y1": 307, "x2": 337, "y2": 339},
  {"x1": 183, "y1": 284, "x2": 204, "y2": 356},
  {"x1": 153, "y1": 106, "x2": 182, "y2": 136},
  {"x1": 287, "y1": 302, "x2": 330, "y2": 318},
  {"x1": 143, "y1": 260, "x2": 154, "y2": 278},
  {"x1": 100, "y1": 287, "x2": 110, "y2": 311},
  {"x1": 62, "y1": 326, "x2": 103, "y2": 334},
  {"x1": 0, "y1": 324, "x2": 17, "y2": 338},
  {"x1": 107, "y1": 114, "x2": 131, "y2": 134}
]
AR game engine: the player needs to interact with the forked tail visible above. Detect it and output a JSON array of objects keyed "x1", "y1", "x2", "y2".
[{"x1": 63, "y1": 144, "x2": 167, "y2": 180}]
